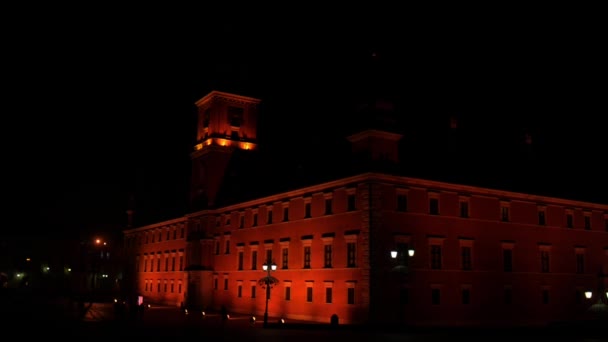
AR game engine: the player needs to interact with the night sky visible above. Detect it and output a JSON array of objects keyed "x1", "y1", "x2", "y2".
[{"x1": 3, "y1": 8, "x2": 606, "y2": 240}]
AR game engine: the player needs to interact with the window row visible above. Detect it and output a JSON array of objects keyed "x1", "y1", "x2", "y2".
[
  {"x1": 136, "y1": 250, "x2": 185, "y2": 272},
  {"x1": 395, "y1": 191, "x2": 608, "y2": 231},
  {"x1": 127, "y1": 224, "x2": 186, "y2": 247},
  {"x1": 216, "y1": 232, "x2": 359, "y2": 269},
  {"x1": 143, "y1": 279, "x2": 183, "y2": 294},
  {"x1": 214, "y1": 278, "x2": 357, "y2": 305}
]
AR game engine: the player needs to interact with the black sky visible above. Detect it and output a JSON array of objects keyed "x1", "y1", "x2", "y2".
[{"x1": 3, "y1": 7, "x2": 606, "y2": 238}]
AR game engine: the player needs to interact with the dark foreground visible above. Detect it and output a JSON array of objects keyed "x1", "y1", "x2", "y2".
[{"x1": 2, "y1": 291, "x2": 606, "y2": 341}]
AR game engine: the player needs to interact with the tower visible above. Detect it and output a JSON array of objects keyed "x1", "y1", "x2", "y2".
[{"x1": 190, "y1": 91, "x2": 261, "y2": 209}]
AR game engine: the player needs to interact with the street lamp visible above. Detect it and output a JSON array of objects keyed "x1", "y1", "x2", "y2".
[
  {"x1": 259, "y1": 260, "x2": 278, "y2": 327},
  {"x1": 585, "y1": 270, "x2": 608, "y2": 317}
]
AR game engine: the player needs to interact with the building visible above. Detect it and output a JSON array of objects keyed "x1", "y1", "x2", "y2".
[{"x1": 123, "y1": 90, "x2": 608, "y2": 327}]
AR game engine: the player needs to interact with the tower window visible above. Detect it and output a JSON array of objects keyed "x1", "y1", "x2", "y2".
[{"x1": 228, "y1": 106, "x2": 244, "y2": 127}]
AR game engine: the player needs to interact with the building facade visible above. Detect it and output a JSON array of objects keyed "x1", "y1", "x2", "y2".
[{"x1": 123, "y1": 91, "x2": 608, "y2": 327}]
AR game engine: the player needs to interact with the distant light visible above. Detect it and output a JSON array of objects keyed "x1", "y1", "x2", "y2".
[
  {"x1": 114, "y1": 298, "x2": 118, "y2": 303},
  {"x1": 408, "y1": 249, "x2": 415, "y2": 257},
  {"x1": 26, "y1": 258, "x2": 31, "y2": 262},
  {"x1": 95, "y1": 239, "x2": 101, "y2": 244},
  {"x1": 103, "y1": 242, "x2": 107, "y2": 246},
  {"x1": 279, "y1": 318, "x2": 285, "y2": 324},
  {"x1": 16, "y1": 273, "x2": 22, "y2": 278},
  {"x1": 185, "y1": 309, "x2": 189, "y2": 314},
  {"x1": 67, "y1": 268, "x2": 71, "y2": 272},
  {"x1": 390, "y1": 250, "x2": 398, "y2": 259},
  {"x1": 585, "y1": 291, "x2": 592, "y2": 299}
]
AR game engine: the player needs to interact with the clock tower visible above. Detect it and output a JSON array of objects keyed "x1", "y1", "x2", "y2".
[{"x1": 190, "y1": 91, "x2": 261, "y2": 209}]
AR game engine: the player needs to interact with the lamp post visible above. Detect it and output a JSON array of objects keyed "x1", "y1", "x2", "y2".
[
  {"x1": 584, "y1": 269, "x2": 608, "y2": 320},
  {"x1": 260, "y1": 260, "x2": 278, "y2": 328}
]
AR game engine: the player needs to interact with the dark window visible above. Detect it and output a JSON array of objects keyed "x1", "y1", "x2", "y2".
[
  {"x1": 431, "y1": 288, "x2": 441, "y2": 305},
  {"x1": 503, "y1": 249, "x2": 513, "y2": 272},
  {"x1": 283, "y1": 208, "x2": 289, "y2": 222},
  {"x1": 224, "y1": 278, "x2": 228, "y2": 290},
  {"x1": 266, "y1": 249, "x2": 272, "y2": 265},
  {"x1": 225, "y1": 240, "x2": 230, "y2": 254},
  {"x1": 459, "y1": 201, "x2": 469, "y2": 218},
  {"x1": 305, "y1": 203, "x2": 311, "y2": 218},
  {"x1": 501, "y1": 206, "x2": 509, "y2": 222},
  {"x1": 540, "y1": 251, "x2": 550, "y2": 273},
  {"x1": 461, "y1": 246, "x2": 472, "y2": 270},
  {"x1": 228, "y1": 106, "x2": 244, "y2": 127},
  {"x1": 238, "y1": 252, "x2": 244, "y2": 270},
  {"x1": 576, "y1": 253, "x2": 584, "y2": 274},
  {"x1": 504, "y1": 288, "x2": 512, "y2": 304},
  {"x1": 306, "y1": 287, "x2": 313, "y2": 302},
  {"x1": 347, "y1": 194, "x2": 356, "y2": 211},
  {"x1": 325, "y1": 198, "x2": 332, "y2": 215},
  {"x1": 324, "y1": 245, "x2": 332, "y2": 268},
  {"x1": 430, "y1": 245, "x2": 442, "y2": 269},
  {"x1": 325, "y1": 288, "x2": 332, "y2": 304},
  {"x1": 251, "y1": 251, "x2": 257, "y2": 270},
  {"x1": 347, "y1": 242, "x2": 356, "y2": 267},
  {"x1": 215, "y1": 241, "x2": 220, "y2": 255},
  {"x1": 237, "y1": 285, "x2": 242, "y2": 298},
  {"x1": 214, "y1": 278, "x2": 218, "y2": 290},
  {"x1": 429, "y1": 198, "x2": 439, "y2": 215},
  {"x1": 462, "y1": 288, "x2": 470, "y2": 304},
  {"x1": 347, "y1": 288, "x2": 355, "y2": 304},
  {"x1": 584, "y1": 216, "x2": 591, "y2": 230},
  {"x1": 285, "y1": 287, "x2": 291, "y2": 301},
  {"x1": 251, "y1": 286, "x2": 256, "y2": 298},
  {"x1": 538, "y1": 211, "x2": 546, "y2": 225},
  {"x1": 397, "y1": 195, "x2": 407, "y2": 212},
  {"x1": 282, "y1": 248, "x2": 288, "y2": 269},
  {"x1": 566, "y1": 214, "x2": 573, "y2": 228},
  {"x1": 304, "y1": 246, "x2": 311, "y2": 268},
  {"x1": 253, "y1": 213, "x2": 258, "y2": 227},
  {"x1": 267, "y1": 211, "x2": 273, "y2": 224}
]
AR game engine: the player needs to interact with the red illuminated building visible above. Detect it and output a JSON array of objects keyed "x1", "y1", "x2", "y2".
[{"x1": 123, "y1": 90, "x2": 608, "y2": 327}]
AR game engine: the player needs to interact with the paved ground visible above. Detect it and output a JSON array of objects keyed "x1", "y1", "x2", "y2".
[{"x1": 2, "y1": 292, "x2": 606, "y2": 341}]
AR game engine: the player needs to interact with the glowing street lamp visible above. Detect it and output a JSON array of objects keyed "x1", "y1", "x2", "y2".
[{"x1": 259, "y1": 260, "x2": 278, "y2": 327}]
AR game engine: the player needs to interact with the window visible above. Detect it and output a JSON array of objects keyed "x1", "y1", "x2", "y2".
[
  {"x1": 225, "y1": 240, "x2": 230, "y2": 254},
  {"x1": 584, "y1": 214, "x2": 591, "y2": 230},
  {"x1": 430, "y1": 245, "x2": 442, "y2": 269},
  {"x1": 304, "y1": 246, "x2": 311, "y2": 268},
  {"x1": 325, "y1": 197, "x2": 333, "y2": 215},
  {"x1": 431, "y1": 288, "x2": 441, "y2": 305},
  {"x1": 238, "y1": 251, "x2": 244, "y2": 270},
  {"x1": 461, "y1": 246, "x2": 472, "y2": 270},
  {"x1": 214, "y1": 278, "x2": 218, "y2": 290},
  {"x1": 500, "y1": 201, "x2": 510, "y2": 222},
  {"x1": 171, "y1": 281, "x2": 174, "y2": 293},
  {"x1": 429, "y1": 198, "x2": 439, "y2": 215},
  {"x1": 157, "y1": 282, "x2": 160, "y2": 292},
  {"x1": 397, "y1": 194, "x2": 408, "y2": 212},
  {"x1": 164, "y1": 282, "x2": 167, "y2": 292},
  {"x1": 239, "y1": 215, "x2": 244, "y2": 228},
  {"x1": 179, "y1": 252, "x2": 184, "y2": 271},
  {"x1": 165, "y1": 255, "x2": 169, "y2": 271},
  {"x1": 237, "y1": 284, "x2": 242, "y2": 298},
  {"x1": 215, "y1": 240, "x2": 220, "y2": 255},
  {"x1": 503, "y1": 249, "x2": 513, "y2": 272},
  {"x1": 266, "y1": 249, "x2": 273, "y2": 265},
  {"x1": 285, "y1": 286, "x2": 291, "y2": 301},
  {"x1": 324, "y1": 245, "x2": 333, "y2": 268},
  {"x1": 347, "y1": 287, "x2": 355, "y2": 305},
  {"x1": 540, "y1": 250, "x2": 550, "y2": 273},
  {"x1": 306, "y1": 287, "x2": 313, "y2": 302},
  {"x1": 251, "y1": 285, "x2": 256, "y2": 298},
  {"x1": 253, "y1": 213, "x2": 258, "y2": 227},
  {"x1": 347, "y1": 194, "x2": 356, "y2": 211},
  {"x1": 281, "y1": 248, "x2": 288, "y2": 269},
  {"x1": 251, "y1": 251, "x2": 258, "y2": 270},
  {"x1": 459, "y1": 199, "x2": 469, "y2": 218},
  {"x1": 347, "y1": 242, "x2": 356, "y2": 268},
  {"x1": 576, "y1": 251, "x2": 585, "y2": 274},
  {"x1": 396, "y1": 243, "x2": 409, "y2": 267},
  {"x1": 172, "y1": 255, "x2": 176, "y2": 271},
  {"x1": 224, "y1": 278, "x2": 228, "y2": 290},
  {"x1": 156, "y1": 256, "x2": 160, "y2": 272},
  {"x1": 227, "y1": 106, "x2": 244, "y2": 127},
  {"x1": 267, "y1": 210, "x2": 273, "y2": 224},
  {"x1": 283, "y1": 207, "x2": 289, "y2": 222},
  {"x1": 461, "y1": 288, "x2": 471, "y2": 304},
  {"x1": 178, "y1": 282, "x2": 182, "y2": 293},
  {"x1": 566, "y1": 211, "x2": 573, "y2": 228},
  {"x1": 325, "y1": 287, "x2": 333, "y2": 304},
  {"x1": 538, "y1": 209, "x2": 546, "y2": 226},
  {"x1": 305, "y1": 202, "x2": 311, "y2": 218}
]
